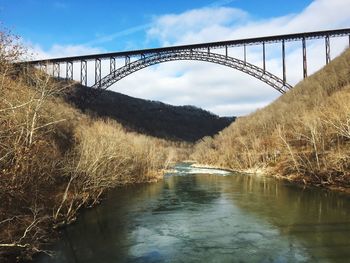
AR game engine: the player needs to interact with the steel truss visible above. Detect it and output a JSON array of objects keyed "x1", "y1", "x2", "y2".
[
  {"x1": 53, "y1": 62, "x2": 60, "y2": 78},
  {"x1": 66, "y1": 61, "x2": 73, "y2": 80},
  {"x1": 26, "y1": 28, "x2": 350, "y2": 64},
  {"x1": 22, "y1": 28, "x2": 350, "y2": 95},
  {"x1": 81, "y1": 60, "x2": 87, "y2": 86},
  {"x1": 91, "y1": 50, "x2": 292, "y2": 94}
]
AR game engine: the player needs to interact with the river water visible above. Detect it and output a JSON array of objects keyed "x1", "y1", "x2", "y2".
[{"x1": 37, "y1": 163, "x2": 350, "y2": 263}]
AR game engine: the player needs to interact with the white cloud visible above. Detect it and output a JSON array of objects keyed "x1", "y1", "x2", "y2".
[
  {"x1": 30, "y1": 0, "x2": 350, "y2": 116},
  {"x1": 209, "y1": 101, "x2": 271, "y2": 117},
  {"x1": 84, "y1": 24, "x2": 152, "y2": 46},
  {"x1": 146, "y1": 7, "x2": 248, "y2": 46},
  {"x1": 29, "y1": 43, "x2": 103, "y2": 60}
]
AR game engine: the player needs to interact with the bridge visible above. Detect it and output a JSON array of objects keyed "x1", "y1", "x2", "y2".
[{"x1": 25, "y1": 28, "x2": 350, "y2": 94}]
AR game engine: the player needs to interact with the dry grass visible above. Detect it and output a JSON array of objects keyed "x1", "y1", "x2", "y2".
[
  {"x1": 0, "y1": 31, "x2": 179, "y2": 261},
  {"x1": 192, "y1": 48, "x2": 350, "y2": 188},
  {"x1": 0, "y1": 73, "x2": 177, "y2": 260},
  {"x1": 53, "y1": 119, "x2": 176, "y2": 223}
]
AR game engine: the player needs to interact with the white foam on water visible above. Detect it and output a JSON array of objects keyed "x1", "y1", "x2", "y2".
[
  {"x1": 168, "y1": 163, "x2": 233, "y2": 176},
  {"x1": 186, "y1": 167, "x2": 232, "y2": 175}
]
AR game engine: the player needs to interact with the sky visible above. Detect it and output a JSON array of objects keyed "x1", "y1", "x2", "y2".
[{"x1": 1, "y1": 0, "x2": 350, "y2": 116}]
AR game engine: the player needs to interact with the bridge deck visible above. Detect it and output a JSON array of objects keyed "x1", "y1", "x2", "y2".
[{"x1": 26, "y1": 28, "x2": 350, "y2": 64}]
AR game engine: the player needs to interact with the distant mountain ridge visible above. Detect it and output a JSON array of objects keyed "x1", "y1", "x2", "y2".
[{"x1": 63, "y1": 84, "x2": 235, "y2": 142}]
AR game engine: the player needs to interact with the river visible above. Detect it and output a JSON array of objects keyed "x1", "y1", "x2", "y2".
[{"x1": 36, "y1": 163, "x2": 350, "y2": 263}]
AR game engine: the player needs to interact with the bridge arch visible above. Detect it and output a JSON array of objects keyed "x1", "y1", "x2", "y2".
[{"x1": 91, "y1": 50, "x2": 292, "y2": 94}]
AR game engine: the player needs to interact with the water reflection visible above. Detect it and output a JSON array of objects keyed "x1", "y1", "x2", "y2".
[
  {"x1": 36, "y1": 164, "x2": 350, "y2": 263},
  {"x1": 229, "y1": 175, "x2": 350, "y2": 262}
]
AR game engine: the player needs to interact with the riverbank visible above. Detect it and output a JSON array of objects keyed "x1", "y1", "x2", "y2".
[
  {"x1": 191, "y1": 48, "x2": 350, "y2": 192},
  {"x1": 191, "y1": 162, "x2": 350, "y2": 195},
  {"x1": 33, "y1": 162, "x2": 350, "y2": 263},
  {"x1": 0, "y1": 56, "x2": 182, "y2": 262}
]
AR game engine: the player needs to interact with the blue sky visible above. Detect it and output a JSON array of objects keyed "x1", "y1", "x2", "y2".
[
  {"x1": 1, "y1": 0, "x2": 313, "y2": 51},
  {"x1": 0, "y1": 0, "x2": 349, "y2": 116}
]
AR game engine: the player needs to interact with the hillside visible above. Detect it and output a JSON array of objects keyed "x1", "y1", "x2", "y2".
[
  {"x1": 0, "y1": 53, "x2": 181, "y2": 261},
  {"x1": 192, "y1": 48, "x2": 350, "y2": 190},
  {"x1": 63, "y1": 84, "x2": 235, "y2": 142}
]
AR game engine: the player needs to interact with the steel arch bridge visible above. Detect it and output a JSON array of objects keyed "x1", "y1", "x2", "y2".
[
  {"x1": 23, "y1": 28, "x2": 350, "y2": 95},
  {"x1": 92, "y1": 50, "x2": 292, "y2": 93}
]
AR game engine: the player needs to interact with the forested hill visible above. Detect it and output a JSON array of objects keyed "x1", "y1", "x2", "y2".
[
  {"x1": 63, "y1": 84, "x2": 235, "y2": 142},
  {"x1": 191, "y1": 48, "x2": 350, "y2": 189}
]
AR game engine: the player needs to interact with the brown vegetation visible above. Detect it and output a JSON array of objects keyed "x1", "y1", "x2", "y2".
[
  {"x1": 192, "y1": 48, "x2": 350, "y2": 189},
  {"x1": 0, "y1": 30, "x2": 179, "y2": 262}
]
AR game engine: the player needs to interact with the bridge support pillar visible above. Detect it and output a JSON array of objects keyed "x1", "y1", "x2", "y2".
[
  {"x1": 39, "y1": 63, "x2": 47, "y2": 74},
  {"x1": 80, "y1": 60, "x2": 87, "y2": 86},
  {"x1": 263, "y1": 42, "x2": 266, "y2": 72},
  {"x1": 125, "y1": 56, "x2": 130, "y2": 68},
  {"x1": 21, "y1": 63, "x2": 28, "y2": 77},
  {"x1": 110, "y1": 57, "x2": 116, "y2": 75},
  {"x1": 244, "y1": 44, "x2": 247, "y2": 64},
  {"x1": 302, "y1": 37, "x2": 307, "y2": 79},
  {"x1": 53, "y1": 62, "x2": 60, "y2": 78},
  {"x1": 225, "y1": 45, "x2": 228, "y2": 58},
  {"x1": 282, "y1": 40, "x2": 286, "y2": 84},
  {"x1": 325, "y1": 36, "x2": 331, "y2": 65},
  {"x1": 66, "y1": 61, "x2": 73, "y2": 80},
  {"x1": 95, "y1": 58, "x2": 101, "y2": 87}
]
